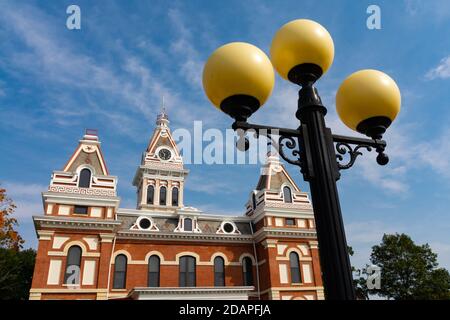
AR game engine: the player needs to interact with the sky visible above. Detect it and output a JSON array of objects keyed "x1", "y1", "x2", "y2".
[{"x1": 1, "y1": 0, "x2": 450, "y2": 273}]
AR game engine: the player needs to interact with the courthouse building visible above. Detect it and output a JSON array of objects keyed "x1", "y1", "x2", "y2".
[{"x1": 29, "y1": 111, "x2": 324, "y2": 300}]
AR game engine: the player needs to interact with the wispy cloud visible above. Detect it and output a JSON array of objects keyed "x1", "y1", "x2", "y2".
[
  {"x1": 426, "y1": 55, "x2": 450, "y2": 80},
  {"x1": 168, "y1": 7, "x2": 207, "y2": 91},
  {"x1": 346, "y1": 220, "x2": 403, "y2": 268},
  {"x1": 2, "y1": 181, "x2": 46, "y2": 219}
]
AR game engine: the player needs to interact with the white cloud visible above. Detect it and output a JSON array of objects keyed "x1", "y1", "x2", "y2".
[
  {"x1": 168, "y1": 8, "x2": 204, "y2": 90},
  {"x1": 426, "y1": 56, "x2": 450, "y2": 80},
  {"x1": 0, "y1": 2, "x2": 220, "y2": 139},
  {"x1": 2, "y1": 181, "x2": 46, "y2": 219},
  {"x1": 429, "y1": 242, "x2": 450, "y2": 269},
  {"x1": 346, "y1": 220, "x2": 403, "y2": 268},
  {"x1": 417, "y1": 128, "x2": 450, "y2": 177}
]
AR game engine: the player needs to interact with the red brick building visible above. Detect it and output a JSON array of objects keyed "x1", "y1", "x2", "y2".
[{"x1": 29, "y1": 112, "x2": 324, "y2": 300}]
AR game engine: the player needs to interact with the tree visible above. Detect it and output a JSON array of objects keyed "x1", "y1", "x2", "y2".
[
  {"x1": 0, "y1": 186, "x2": 24, "y2": 250},
  {"x1": 348, "y1": 246, "x2": 370, "y2": 300},
  {"x1": 368, "y1": 233, "x2": 450, "y2": 300},
  {"x1": 0, "y1": 184, "x2": 35, "y2": 300},
  {"x1": 0, "y1": 248, "x2": 36, "y2": 299}
]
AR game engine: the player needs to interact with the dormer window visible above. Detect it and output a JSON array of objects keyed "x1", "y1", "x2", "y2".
[
  {"x1": 174, "y1": 215, "x2": 201, "y2": 233},
  {"x1": 184, "y1": 218, "x2": 192, "y2": 232},
  {"x1": 159, "y1": 186, "x2": 167, "y2": 205},
  {"x1": 78, "y1": 168, "x2": 91, "y2": 188},
  {"x1": 283, "y1": 186, "x2": 292, "y2": 203}
]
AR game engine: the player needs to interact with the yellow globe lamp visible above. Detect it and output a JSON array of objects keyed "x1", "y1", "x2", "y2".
[
  {"x1": 336, "y1": 69, "x2": 401, "y2": 140},
  {"x1": 202, "y1": 42, "x2": 275, "y2": 121},
  {"x1": 270, "y1": 19, "x2": 334, "y2": 85}
]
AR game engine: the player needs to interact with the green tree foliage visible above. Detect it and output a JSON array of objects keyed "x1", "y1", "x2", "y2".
[
  {"x1": 0, "y1": 248, "x2": 36, "y2": 299},
  {"x1": 0, "y1": 185, "x2": 24, "y2": 250},
  {"x1": 365, "y1": 233, "x2": 450, "y2": 300},
  {"x1": 0, "y1": 184, "x2": 36, "y2": 300}
]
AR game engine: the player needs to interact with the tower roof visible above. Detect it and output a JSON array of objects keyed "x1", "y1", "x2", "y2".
[
  {"x1": 62, "y1": 129, "x2": 109, "y2": 175},
  {"x1": 255, "y1": 151, "x2": 300, "y2": 192}
]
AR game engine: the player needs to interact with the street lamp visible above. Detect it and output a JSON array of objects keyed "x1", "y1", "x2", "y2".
[{"x1": 202, "y1": 19, "x2": 401, "y2": 300}]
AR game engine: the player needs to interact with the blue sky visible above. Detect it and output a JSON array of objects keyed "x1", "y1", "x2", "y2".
[{"x1": 1, "y1": 0, "x2": 450, "y2": 271}]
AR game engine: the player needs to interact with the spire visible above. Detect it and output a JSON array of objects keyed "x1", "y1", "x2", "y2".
[{"x1": 156, "y1": 96, "x2": 169, "y2": 127}]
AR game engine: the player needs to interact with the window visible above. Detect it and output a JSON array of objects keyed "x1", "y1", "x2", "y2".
[
  {"x1": 148, "y1": 255, "x2": 160, "y2": 287},
  {"x1": 159, "y1": 186, "x2": 167, "y2": 205},
  {"x1": 172, "y1": 187, "x2": 179, "y2": 206},
  {"x1": 147, "y1": 185, "x2": 154, "y2": 204},
  {"x1": 214, "y1": 256, "x2": 225, "y2": 286},
  {"x1": 285, "y1": 218, "x2": 296, "y2": 226},
  {"x1": 78, "y1": 168, "x2": 91, "y2": 188},
  {"x1": 252, "y1": 192, "x2": 257, "y2": 209},
  {"x1": 242, "y1": 257, "x2": 253, "y2": 286},
  {"x1": 283, "y1": 186, "x2": 292, "y2": 203},
  {"x1": 179, "y1": 256, "x2": 196, "y2": 287},
  {"x1": 64, "y1": 245, "x2": 82, "y2": 284},
  {"x1": 113, "y1": 254, "x2": 127, "y2": 289},
  {"x1": 184, "y1": 218, "x2": 192, "y2": 232},
  {"x1": 289, "y1": 252, "x2": 301, "y2": 283},
  {"x1": 74, "y1": 205, "x2": 88, "y2": 215},
  {"x1": 222, "y1": 222, "x2": 234, "y2": 233},
  {"x1": 138, "y1": 217, "x2": 152, "y2": 230}
]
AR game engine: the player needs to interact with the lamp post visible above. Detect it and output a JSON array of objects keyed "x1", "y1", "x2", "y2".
[{"x1": 202, "y1": 19, "x2": 401, "y2": 300}]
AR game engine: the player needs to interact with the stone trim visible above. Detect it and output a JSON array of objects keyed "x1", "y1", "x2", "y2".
[
  {"x1": 116, "y1": 231, "x2": 254, "y2": 243},
  {"x1": 33, "y1": 216, "x2": 122, "y2": 231},
  {"x1": 128, "y1": 286, "x2": 254, "y2": 300}
]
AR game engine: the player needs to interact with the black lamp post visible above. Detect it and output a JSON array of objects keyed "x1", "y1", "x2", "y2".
[{"x1": 202, "y1": 19, "x2": 401, "y2": 300}]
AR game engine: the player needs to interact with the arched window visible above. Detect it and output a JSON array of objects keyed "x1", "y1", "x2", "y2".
[
  {"x1": 172, "y1": 187, "x2": 179, "y2": 206},
  {"x1": 148, "y1": 255, "x2": 160, "y2": 287},
  {"x1": 78, "y1": 168, "x2": 91, "y2": 188},
  {"x1": 184, "y1": 218, "x2": 192, "y2": 232},
  {"x1": 283, "y1": 186, "x2": 292, "y2": 203},
  {"x1": 289, "y1": 252, "x2": 301, "y2": 283},
  {"x1": 147, "y1": 185, "x2": 154, "y2": 204},
  {"x1": 179, "y1": 256, "x2": 196, "y2": 287},
  {"x1": 214, "y1": 256, "x2": 225, "y2": 287},
  {"x1": 242, "y1": 257, "x2": 253, "y2": 286},
  {"x1": 64, "y1": 245, "x2": 82, "y2": 284},
  {"x1": 113, "y1": 254, "x2": 127, "y2": 289},
  {"x1": 159, "y1": 186, "x2": 167, "y2": 205}
]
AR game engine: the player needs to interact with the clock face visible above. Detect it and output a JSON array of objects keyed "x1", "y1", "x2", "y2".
[{"x1": 158, "y1": 148, "x2": 172, "y2": 160}]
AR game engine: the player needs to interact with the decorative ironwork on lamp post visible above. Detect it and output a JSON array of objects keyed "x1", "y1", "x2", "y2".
[{"x1": 202, "y1": 19, "x2": 401, "y2": 300}]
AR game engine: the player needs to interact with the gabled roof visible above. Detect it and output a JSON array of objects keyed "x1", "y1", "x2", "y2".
[
  {"x1": 144, "y1": 112, "x2": 181, "y2": 161},
  {"x1": 255, "y1": 152, "x2": 300, "y2": 192},
  {"x1": 62, "y1": 129, "x2": 109, "y2": 175}
]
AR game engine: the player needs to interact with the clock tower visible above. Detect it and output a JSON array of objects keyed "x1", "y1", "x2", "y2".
[{"x1": 132, "y1": 110, "x2": 189, "y2": 211}]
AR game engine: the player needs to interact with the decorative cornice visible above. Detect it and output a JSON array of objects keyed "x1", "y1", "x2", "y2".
[
  {"x1": 261, "y1": 239, "x2": 277, "y2": 249},
  {"x1": 33, "y1": 216, "x2": 122, "y2": 231},
  {"x1": 37, "y1": 230, "x2": 54, "y2": 240},
  {"x1": 117, "y1": 208, "x2": 253, "y2": 222},
  {"x1": 116, "y1": 231, "x2": 254, "y2": 243},
  {"x1": 43, "y1": 191, "x2": 121, "y2": 208},
  {"x1": 128, "y1": 286, "x2": 255, "y2": 299},
  {"x1": 254, "y1": 227, "x2": 317, "y2": 243}
]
